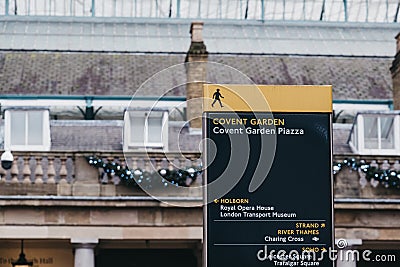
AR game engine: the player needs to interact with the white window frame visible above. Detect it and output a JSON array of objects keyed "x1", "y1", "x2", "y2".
[
  {"x1": 4, "y1": 109, "x2": 51, "y2": 151},
  {"x1": 123, "y1": 110, "x2": 168, "y2": 151},
  {"x1": 349, "y1": 114, "x2": 400, "y2": 155}
]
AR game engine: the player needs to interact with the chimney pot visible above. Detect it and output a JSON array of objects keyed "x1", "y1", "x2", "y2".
[{"x1": 190, "y1": 22, "x2": 204, "y2": 43}]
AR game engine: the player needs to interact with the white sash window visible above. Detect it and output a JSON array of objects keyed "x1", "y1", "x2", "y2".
[
  {"x1": 124, "y1": 110, "x2": 168, "y2": 150},
  {"x1": 349, "y1": 113, "x2": 399, "y2": 155},
  {"x1": 4, "y1": 109, "x2": 51, "y2": 151}
]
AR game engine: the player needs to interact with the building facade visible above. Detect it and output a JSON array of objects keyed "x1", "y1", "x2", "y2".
[{"x1": 0, "y1": 11, "x2": 399, "y2": 267}]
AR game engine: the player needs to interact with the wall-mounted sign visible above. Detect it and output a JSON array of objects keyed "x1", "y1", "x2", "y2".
[
  {"x1": 204, "y1": 85, "x2": 333, "y2": 267},
  {"x1": 0, "y1": 248, "x2": 73, "y2": 267}
]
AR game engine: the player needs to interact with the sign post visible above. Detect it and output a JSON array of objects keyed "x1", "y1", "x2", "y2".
[{"x1": 203, "y1": 85, "x2": 333, "y2": 267}]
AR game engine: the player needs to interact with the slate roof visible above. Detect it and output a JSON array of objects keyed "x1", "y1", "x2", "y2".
[
  {"x1": 50, "y1": 120, "x2": 123, "y2": 151},
  {"x1": 0, "y1": 17, "x2": 398, "y2": 57},
  {"x1": 0, "y1": 52, "x2": 186, "y2": 96},
  {"x1": 0, "y1": 52, "x2": 393, "y2": 99},
  {"x1": 210, "y1": 55, "x2": 393, "y2": 100},
  {"x1": 49, "y1": 120, "x2": 200, "y2": 152},
  {"x1": 332, "y1": 123, "x2": 352, "y2": 155}
]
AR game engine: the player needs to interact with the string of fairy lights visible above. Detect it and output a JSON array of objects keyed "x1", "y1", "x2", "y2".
[
  {"x1": 86, "y1": 156, "x2": 202, "y2": 189},
  {"x1": 87, "y1": 156, "x2": 399, "y2": 190},
  {"x1": 333, "y1": 158, "x2": 400, "y2": 190}
]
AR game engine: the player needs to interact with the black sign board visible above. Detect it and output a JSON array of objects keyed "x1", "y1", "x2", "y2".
[{"x1": 203, "y1": 85, "x2": 333, "y2": 267}]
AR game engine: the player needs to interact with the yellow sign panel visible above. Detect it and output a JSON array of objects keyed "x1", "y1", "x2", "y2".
[
  {"x1": 203, "y1": 84, "x2": 332, "y2": 113},
  {"x1": 0, "y1": 248, "x2": 73, "y2": 267}
]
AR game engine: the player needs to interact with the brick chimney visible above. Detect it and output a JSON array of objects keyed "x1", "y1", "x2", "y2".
[
  {"x1": 391, "y1": 33, "x2": 400, "y2": 109},
  {"x1": 186, "y1": 22, "x2": 208, "y2": 129}
]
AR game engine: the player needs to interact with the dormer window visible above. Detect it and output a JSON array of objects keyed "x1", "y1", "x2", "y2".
[
  {"x1": 4, "y1": 108, "x2": 51, "y2": 151},
  {"x1": 123, "y1": 110, "x2": 168, "y2": 151},
  {"x1": 349, "y1": 112, "x2": 400, "y2": 155}
]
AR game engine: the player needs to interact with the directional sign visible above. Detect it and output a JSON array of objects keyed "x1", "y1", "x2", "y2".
[{"x1": 203, "y1": 85, "x2": 334, "y2": 267}]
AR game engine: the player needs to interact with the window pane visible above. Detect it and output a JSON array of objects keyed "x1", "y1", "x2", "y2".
[
  {"x1": 380, "y1": 116, "x2": 394, "y2": 149},
  {"x1": 130, "y1": 115, "x2": 145, "y2": 143},
  {"x1": 364, "y1": 116, "x2": 378, "y2": 149},
  {"x1": 148, "y1": 114, "x2": 163, "y2": 143},
  {"x1": 10, "y1": 111, "x2": 26, "y2": 145},
  {"x1": 28, "y1": 111, "x2": 44, "y2": 145},
  {"x1": 351, "y1": 124, "x2": 358, "y2": 150}
]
